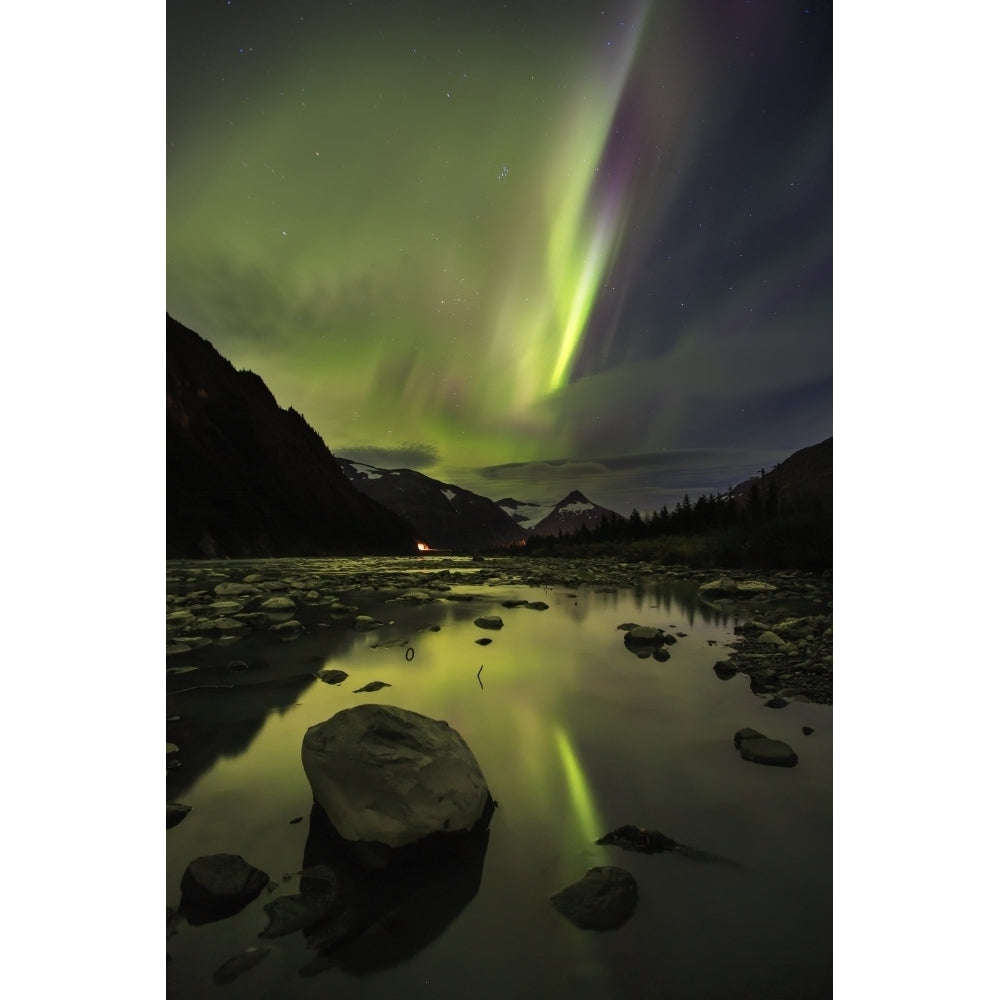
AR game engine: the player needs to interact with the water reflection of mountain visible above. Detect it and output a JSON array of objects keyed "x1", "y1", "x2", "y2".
[
  {"x1": 297, "y1": 805, "x2": 490, "y2": 977},
  {"x1": 166, "y1": 673, "x2": 317, "y2": 798}
]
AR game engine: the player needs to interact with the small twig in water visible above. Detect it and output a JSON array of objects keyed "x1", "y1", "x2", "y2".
[{"x1": 477, "y1": 664, "x2": 484, "y2": 690}]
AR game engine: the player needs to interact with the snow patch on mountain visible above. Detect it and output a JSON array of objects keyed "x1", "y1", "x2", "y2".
[{"x1": 345, "y1": 461, "x2": 383, "y2": 480}]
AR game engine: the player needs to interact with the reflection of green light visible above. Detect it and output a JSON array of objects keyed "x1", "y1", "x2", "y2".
[{"x1": 553, "y1": 724, "x2": 602, "y2": 843}]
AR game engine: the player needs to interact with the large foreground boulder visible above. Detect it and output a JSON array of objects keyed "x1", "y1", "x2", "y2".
[{"x1": 301, "y1": 704, "x2": 494, "y2": 865}]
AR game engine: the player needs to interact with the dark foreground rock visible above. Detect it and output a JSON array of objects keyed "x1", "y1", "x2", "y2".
[
  {"x1": 550, "y1": 866, "x2": 638, "y2": 930},
  {"x1": 595, "y1": 825, "x2": 678, "y2": 853},
  {"x1": 301, "y1": 704, "x2": 494, "y2": 867},
  {"x1": 734, "y1": 728, "x2": 798, "y2": 767},
  {"x1": 166, "y1": 802, "x2": 191, "y2": 829},
  {"x1": 180, "y1": 853, "x2": 270, "y2": 922}
]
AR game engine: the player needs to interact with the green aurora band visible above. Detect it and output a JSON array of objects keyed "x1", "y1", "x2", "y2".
[{"x1": 167, "y1": 1, "x2": 831, "y2": 507}]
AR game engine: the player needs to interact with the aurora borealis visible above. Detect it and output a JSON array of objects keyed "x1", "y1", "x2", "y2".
[{"x1": 167, "y1": 0, "x2": 831, "y2": 513}]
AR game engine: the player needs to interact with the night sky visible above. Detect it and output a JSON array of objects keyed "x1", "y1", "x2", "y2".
[{"x1": 167, "y1": 0, "x2": 832, "y2": 513}]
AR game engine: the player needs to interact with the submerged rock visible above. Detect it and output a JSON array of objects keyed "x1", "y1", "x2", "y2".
[
  {"x1": 212, "y1": 947, "x2": 272, "y2": 985},
  {"x1": 595, "y1": 825, "x2": 677, "y2": 854},
  {"x1": 301, "y1": 704, "x2": 494, "y2": 865},
  {"x1": 474, "y1": 616, "x2": 504, "y2": 630},
  {"x1": 734, "y1": 728, "x2": 798, "y2": 767},
  {"x1": 352, "y1": 681, "x2": 391, "y2": 693},
  {"x1": 180, "y1": 854, "x2": 269, "y2": 920},
  {"x1": 550, "y1": 866, "x2": 638, "y2": 930},
  {"x1": 260, "y1": 887, "x2": 340, "y2": 939}
]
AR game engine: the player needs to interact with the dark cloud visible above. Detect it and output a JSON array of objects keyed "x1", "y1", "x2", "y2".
[{"x1": 340, "y1": 443, "x2": 441, "y2": 470}]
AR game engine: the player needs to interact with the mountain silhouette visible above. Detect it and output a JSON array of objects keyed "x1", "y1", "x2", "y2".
[{"x1": 166, "y1": 314, "x2": 417, "y2": 558}]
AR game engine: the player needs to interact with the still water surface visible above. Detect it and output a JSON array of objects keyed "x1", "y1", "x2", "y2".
[{"x1": 166, "y1": 557, "x2": 831, "y2": 999}]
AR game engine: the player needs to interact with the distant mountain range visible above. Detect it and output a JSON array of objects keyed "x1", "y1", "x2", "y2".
[
  {"x1": 338, "y1": 460, "x2": 626, "y2": 548},
  {"x1": 167, "y1": 313, "x2": 830, "y2": 557},
  {"x1": 337, "y1": 459, "x2": 524, "y2": 550}
]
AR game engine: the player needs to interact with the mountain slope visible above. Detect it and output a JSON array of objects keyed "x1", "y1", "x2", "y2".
[
  {"x1": 339, "y1": 459, "x2": 524, "y2": 550},
  {"x1": 166, "y1": 314, "x2": 417, "y2": 558},
  {"x1": 730, "y1": 437, "x2": 832, "y2": 515}
]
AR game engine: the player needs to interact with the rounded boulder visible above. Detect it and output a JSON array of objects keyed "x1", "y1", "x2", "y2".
[{"x1": 301, "y1": 704, "x2": 494, "y2": 860}]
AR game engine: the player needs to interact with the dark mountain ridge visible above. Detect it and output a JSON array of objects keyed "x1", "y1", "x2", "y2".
[
  {"x1": 166, "y1": 314, "x2": 417, "y2": 558},
  {"x1": 729, "y1": 437, "x2": 832, "y2": 515},
  {"x1": 338, "y1": 459, "x2": 524, "y2": 550}
]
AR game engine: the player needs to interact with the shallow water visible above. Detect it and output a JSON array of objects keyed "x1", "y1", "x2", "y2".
[{"x1": 166, "y1": 557, "x2": 832, "y2": 999}]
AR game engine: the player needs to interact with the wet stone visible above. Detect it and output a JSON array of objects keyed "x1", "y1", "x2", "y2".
[
  {"x1": 212, "y1": 947, "x2": 272, "y2": 985},
  {"x1": 260, "y1": 596, "x2": 296, "y2": 611},
  {"x1": 260, "y1": 888, "x2": 339, "y2": 939},
  {"x1": 734, "y1": 728, "x2": 797, "y2": 767},
  {"x1": 474, "y1": 616, "x2": 504, "y2": 630},
  {"x1": 316, "y1": 669, "x2": 349, "y2": 685},
  {"x1": 180, "y1": 853, "x2": 269, "y2": 917},
  {"x1": 550, "y1": 866, "x2": 639, "y2": 931}
]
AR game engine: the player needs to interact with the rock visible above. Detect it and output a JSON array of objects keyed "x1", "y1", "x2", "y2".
[
  {"x1": 180, "y1": 854, "x2": 269, "y2": 917},
  {"x1": 475, "y1": 638, "x2": 492, "y2": 646},
  {"x1": 623, "y1": 626, "x2": 663, "y2": 645},
  {"x1": 167, "y1": 802, "x2": 191, "y2": 829},
  {"x1": 764, "y1": 697, "x2": 789, "y2": 709},
  {"x1": 212, "y1": 947, "x2": 272, "y2": 985},
  {"x1": 209, "y1": 617, "x2": 250, "y2": 632},
  {"x1": 260, "y1": 596, "x2": 296, "y2": 611},
  {"x1": 270, "y1": 619, "x2": 304, "y2": 637},
  {"x1": 501, "y1": 599, "x2": 528, "y2": 608},
  {"x1": 214, "y1": 582, "x2": 262, "y2": 597},
  {"x1": 260, "y1": 887, "x2": 339, "y2": 938},
  {"x1": 354, "y1": 615, "x2": 385, "y2": 632},
  {"x1": 713, "y1": 661, "x2": 737, "y2": 680},
  {"x1": 550, "y1": 866, "x2": 638, "y2": 930},
  {"x1": 392, "y1": 589, "x2": 434, "y2": 603},
  {"x1": 595, "y1": 825, "x2": 677, "y2": 854},
  {"x1": 525, "y1": 601, "x2": 549, "y2": 611},
  {"x1": 353, "y1": 681, "x2": 391, "y2": 693},
  {"x1": 317, "y1": 669, "x2": 349, "y2": 685},
  {"x1": 758, "y1": 630, "x2": 789, "y2": 646},
  {"x1": 474, "y1": 616, "x2": 504, "y2": 630},
  {"x1": 301, "y1": 704, "x2": 494, "y2": 863},
  {"x1": 734, "y1": 728, "x2": 797, "y2": 767},
  {"x1": 802, "y1": 726, "x2": 815, "y2": 735},
  {"x1": 652, "y1": 647, "x2": 671, "y2": 662}
]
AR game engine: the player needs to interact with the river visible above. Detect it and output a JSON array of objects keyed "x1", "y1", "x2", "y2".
[{"x1": 166, "y1": 555, "x2": 832, "y2": 999}]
